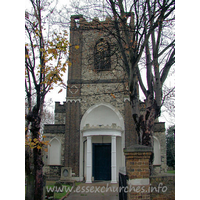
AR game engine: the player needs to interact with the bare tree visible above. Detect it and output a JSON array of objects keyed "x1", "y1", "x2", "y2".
[
  {"x1": 106, "y1": 0, "x2": 175, "y2": 147},
  {"x1": 66, "y1": 0, "x2": 175, "y2": 147}
]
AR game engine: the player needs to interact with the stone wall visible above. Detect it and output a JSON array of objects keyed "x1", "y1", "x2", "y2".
[
  {"x1": 44, "y1": 124, "x2": 65, "y2": 134},
  {"x1": 81, "y1": 30, "x2": 127, "y2": 82},
  {"x1": 43, "y1": 100, "x2": 81, "y2": 180},
  {"x1": 80, "y1": 83, "x2": 125, "y2": 116},
  {"x1": 54, "y1": 102, "x2": 66, "y2": 124},
  {"x1": 43, "y1": 166, "x2": 62, "y2": 181},
  {"x1": 42, "y1": 133, "x2": 65, "y2": 166},
  {"x1": 150, "y1": 175, "x2": 175, "y2": 200},
  {"x1": 79, "y1": 18, "x2": 137, "y2": 147},
  {"x1": 42, "y1": 133, "x2": 65, "y2": 181}
]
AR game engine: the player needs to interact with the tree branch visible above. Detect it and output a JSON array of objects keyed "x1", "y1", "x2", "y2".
[
  {"x1": 161, "y1": 86, "x2": 175, "y2": 106},
  {"x1": 160, "y1": 48, "x2": 175, "y2": 85},
  {"x1": 158, "y1": 40, "x2": 175, "y2": 58},
  {"x1": 25, "y1": 25, "x2": 36, "y2": 69},
  {"x1": 136, "y1": 66, "x2": 147, "y2": 97}
]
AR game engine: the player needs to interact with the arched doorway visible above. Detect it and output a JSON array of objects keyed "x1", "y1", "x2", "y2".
[{"x1": 80, "y1": 103, "x2": 125, "y2": 183}]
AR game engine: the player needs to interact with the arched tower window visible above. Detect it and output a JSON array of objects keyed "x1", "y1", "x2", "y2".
[{"x1": 94, "y1": 38, "x2": 111, "y2": 71}]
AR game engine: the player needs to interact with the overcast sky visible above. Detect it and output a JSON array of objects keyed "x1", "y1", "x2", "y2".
[{"x1": 25, "y1": 0, "x2": 175, "y2": 128}]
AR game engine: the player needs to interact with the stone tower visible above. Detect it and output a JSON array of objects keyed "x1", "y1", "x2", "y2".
[{"x1": 43, "y1": 15, "x2": 167, "y2": 182}]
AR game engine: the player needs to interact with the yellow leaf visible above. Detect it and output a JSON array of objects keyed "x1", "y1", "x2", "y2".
[
  {"x1": 25, "y1": 54, "x2": 29, "y2": 59},
  {"x1": 75, "y1": 45, "x2": 79, "y2": 50},
  {"x1": 33, "y1": 138, "x2": 38, "y2": 142},
  {"x1": 31, "y1": 142, "x2": 35, "y2": 146},
  {"x1": 68, "y1": 62, "x2": 72, "y2": 67},
  {"x1": 40, "y1": 48, "x2": 45, "y2": 52},
  {"x1": 42, "y1": 135, "x2": 46, "y2": 138},
  {"x1": 58, "y1": 89, "x2": 63, "y2": 93},
  {"x1": 111, "y1": 93, "x2": 116, "y2": 98},
  {"x1": 37, "y1": 145, "x2": 42, "y2": 150}
]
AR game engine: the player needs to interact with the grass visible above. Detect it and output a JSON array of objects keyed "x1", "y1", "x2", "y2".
[
  {"x1": 46, "y1": 182, "x2": 72, "y2": 199},
  {"x1": 167, "y1": 170, "x2": 175, "y2": 174},
  {"x1": 74, "y1": 182, "x2": 82, "y2": 187},
  {"x1": 26, "y1": 180, "x2": 74, "y2": 199}
]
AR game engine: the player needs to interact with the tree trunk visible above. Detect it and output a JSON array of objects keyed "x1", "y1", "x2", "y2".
[
  {"x1": 27, "y1": 106, "x2": 44, "y2": 200},
  {"x1": 25, "y1": 148, "x2": 43, "y2": 200},
  {"x1": 25, "y1": 146, "x2": 35, "y2": 200},
  {"x1": 32, "y1": 120, "x2": 43, "y2": 200},
  {"x1": 142, "y1": 104, "x2": 157, "y2": 147},
  {"x1": 34, "y1": 148, "x2": 43, "y2": 200},
  {"x1": 131, "y1": 96, "x2": 161, "y2": 174},
  {"x1": 26, "y1": 174, "x2": 35, "y2": 200}
]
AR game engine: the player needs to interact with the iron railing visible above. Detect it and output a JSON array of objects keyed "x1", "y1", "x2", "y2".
[{"x1": 119, "y1": 168, "x2": 128, "y2": 200}]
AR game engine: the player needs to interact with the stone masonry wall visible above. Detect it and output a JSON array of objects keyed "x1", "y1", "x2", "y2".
[
  {"x1": 55, "y1": 102, "x2": 66, "y2": 124},
  {"x1": 68, "y1": 15, "x2": 138, "y2": 150},
  {"x1": 150, "y1": 175, "x2": 175, "y2": 200},
  {"x1": 42, "y1": 133, "x2": 65, "y2": 181},
  {"x1": 43, "y1": 133, "x2": 65, "y2": 166},
  {"x1": 81, "y1": 30, "x2": 127, "y2": 81},
  {"x1": 80, "y1": 21, "x2": 130, "y2": 130},
  {"x1": 80, "y1": 83, "x2": 126, "y2": 117}
]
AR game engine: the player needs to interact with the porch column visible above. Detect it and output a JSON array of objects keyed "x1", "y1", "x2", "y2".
[
  {"x1": 111, "y1": 135, "x2": 117, "y2": 183},
  {"x1": 86, "y1": 136, "x2": 92, "y2": 183}
]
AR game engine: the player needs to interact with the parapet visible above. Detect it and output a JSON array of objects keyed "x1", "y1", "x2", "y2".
[
  {"x1": 70, "y1": 15, "x2": 114, "y2": 30},
  {"x1": 44, "y1": 124, "x2": 65, "y2": 134},
  {"x1": 154, "y1": 122, "x2": 165, "y2": 132},
  {"x1": 55, "y1": 102, "x2": 66, "y2": 113}
]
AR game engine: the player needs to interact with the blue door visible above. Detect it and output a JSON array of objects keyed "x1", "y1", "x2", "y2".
[{"x1": 93, "y1": 143, "x2": 111, "y2": 180}]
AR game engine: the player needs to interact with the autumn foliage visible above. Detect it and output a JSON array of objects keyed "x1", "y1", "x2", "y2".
[{"x1": 25, "y1": 1, "x2": 71, "y2": 200}]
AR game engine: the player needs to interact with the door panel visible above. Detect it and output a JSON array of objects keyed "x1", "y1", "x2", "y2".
[{"x1": 93, "y1": 143, "x2": 111, "y2": 180}]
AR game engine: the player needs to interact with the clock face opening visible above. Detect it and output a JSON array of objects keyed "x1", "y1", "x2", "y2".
[{"x1": 63, "y1": 169, "x2": 69, "y2": 177}]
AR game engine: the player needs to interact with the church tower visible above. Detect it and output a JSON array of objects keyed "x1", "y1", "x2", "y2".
[
  {"x1": 43, "y1": 15, "x2": 167, "y2": 182},
  {"x1": 65, "y1": 15, "x2": 137, "y2": 182}
]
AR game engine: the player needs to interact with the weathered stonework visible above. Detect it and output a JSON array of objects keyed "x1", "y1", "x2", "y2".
[
  {"x1": 43, "y1": 133, "x2": 65, "y2": 165},
  {"x1": 42, "y1": 15, "x2": 167, "y2": 185},
  {"x1": 42, "y1": 133, "x2": 65, "y2": 180},
  {"x1": 54, "y1": 102, "x2": 66, "y2": 124},
  {"x1": 44, "y1": 124, "x2": 65, "y2": 134},
  {"x1": 80, "y1": 83, "x2": 125, "y2": 116},
  {"x1": 150, "y1": 174, "x2": 175, "y2": 200}
]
